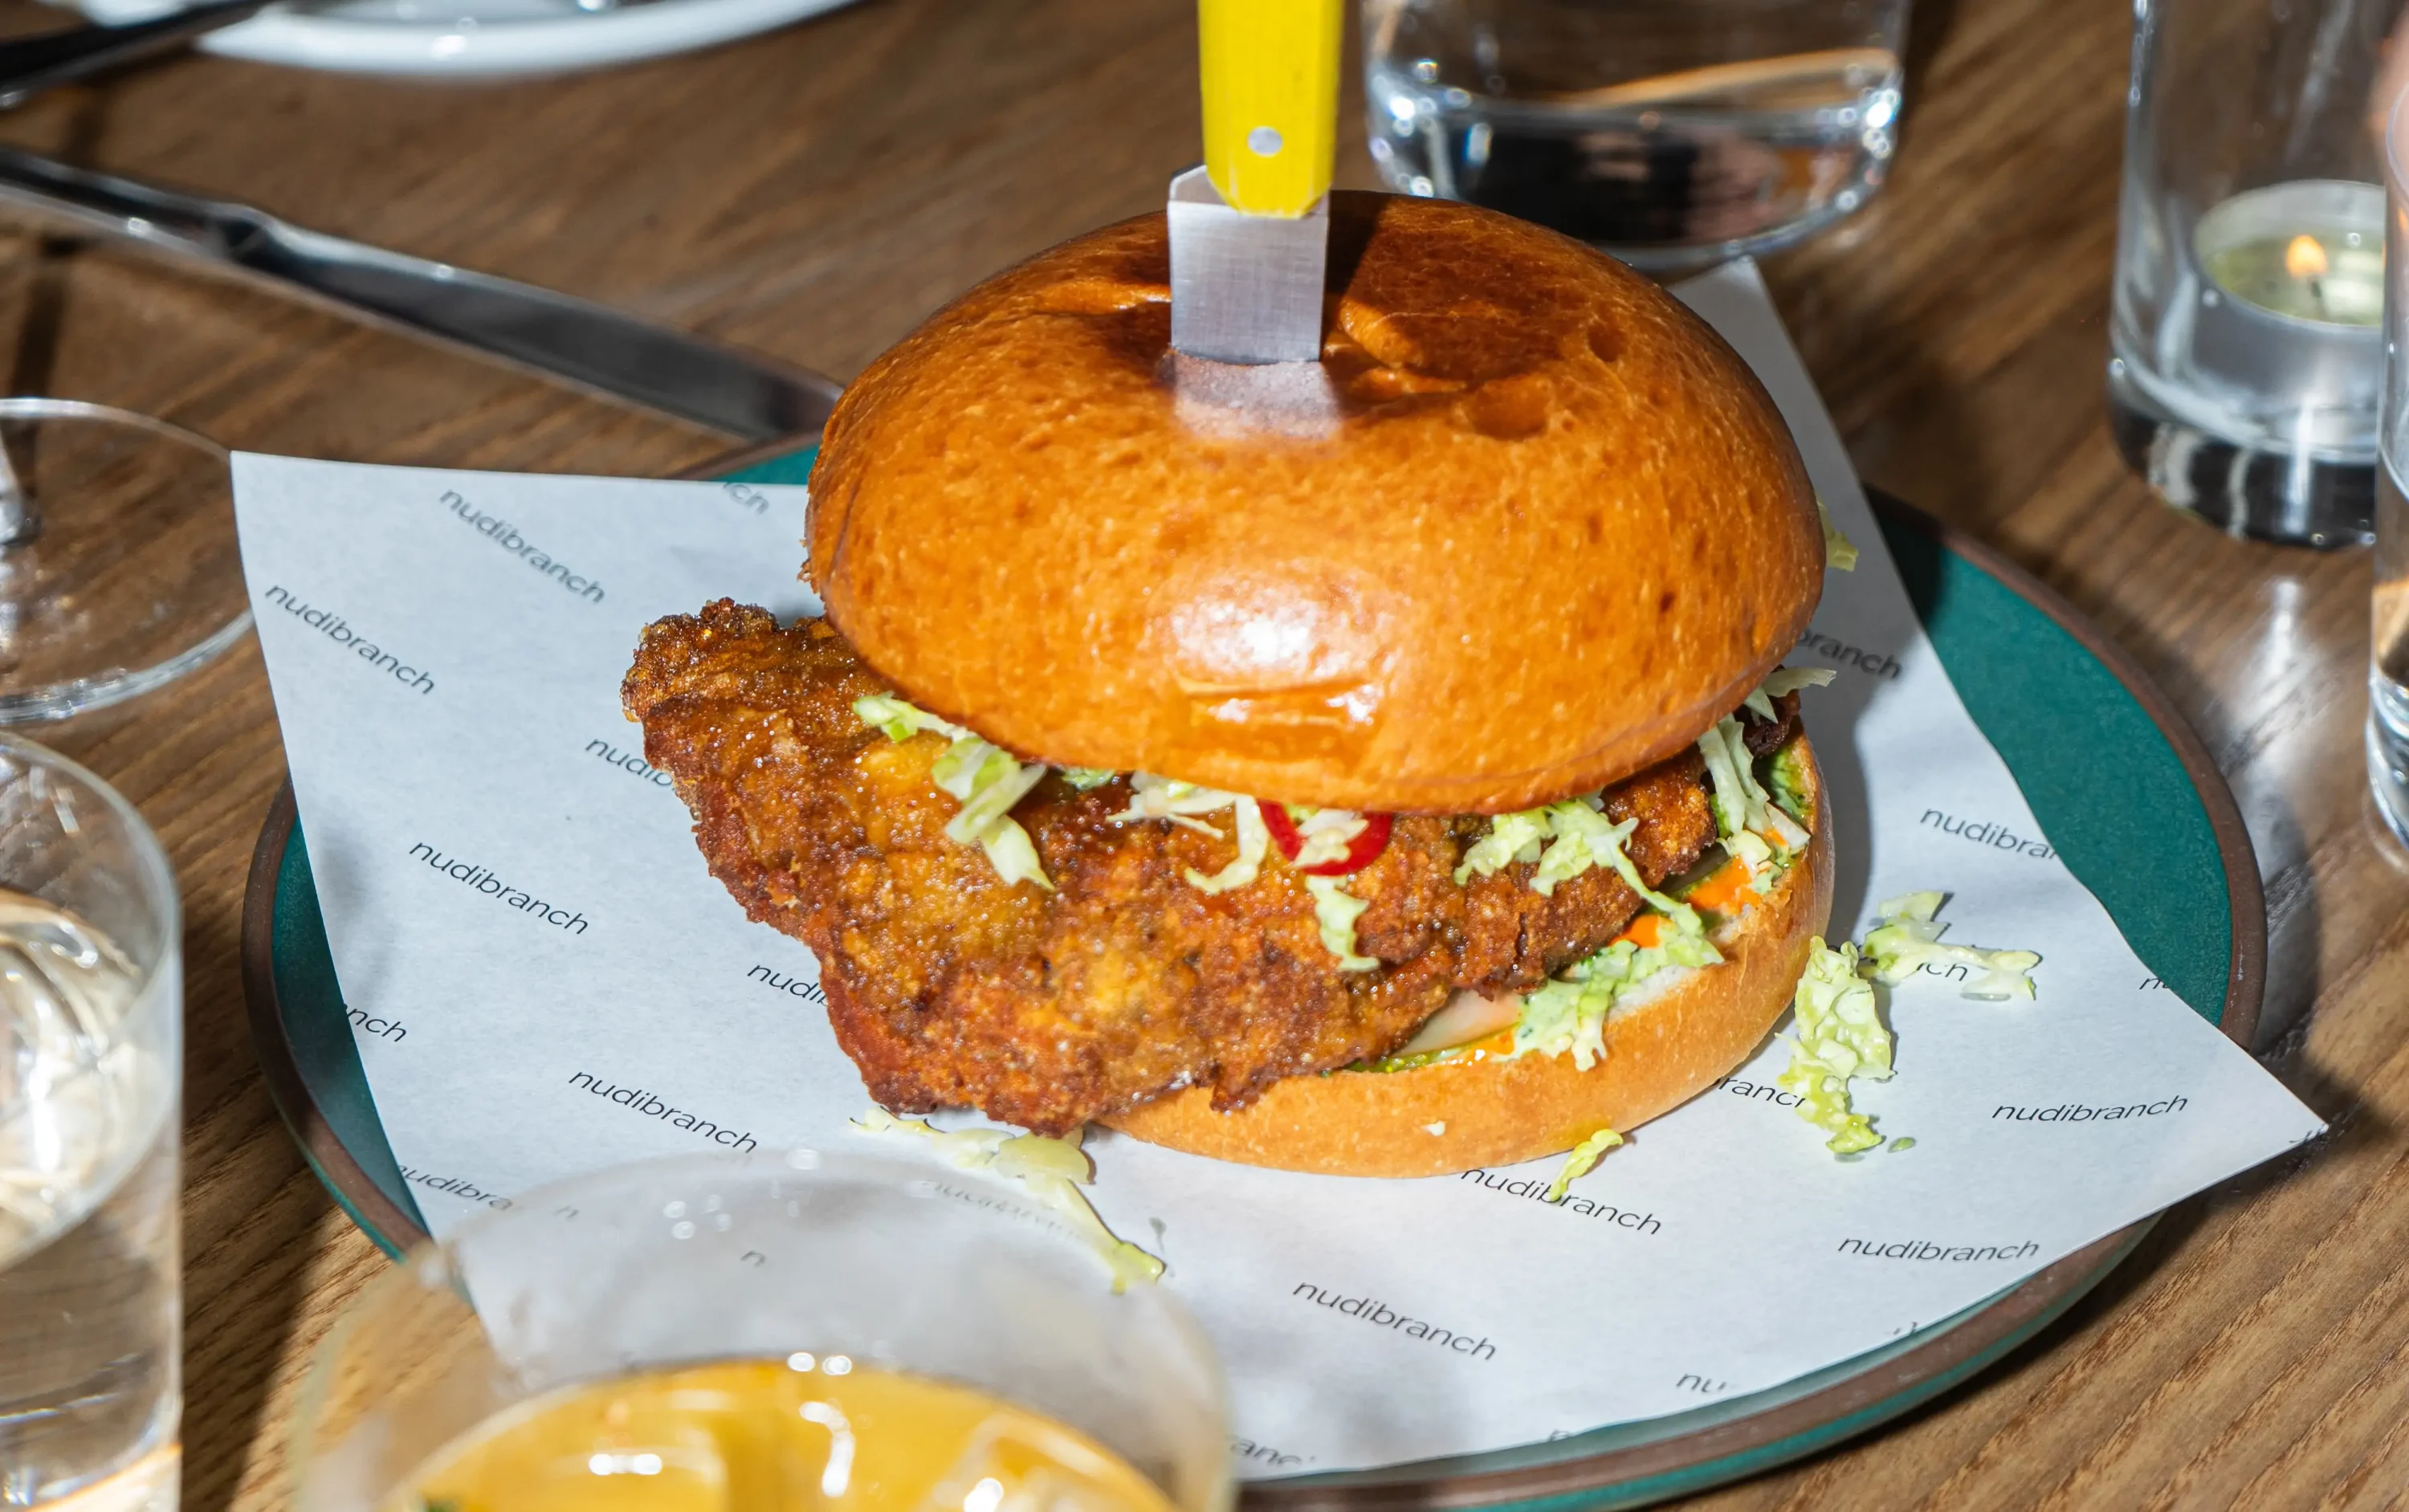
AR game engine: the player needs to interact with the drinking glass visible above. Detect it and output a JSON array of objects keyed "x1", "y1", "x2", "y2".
[
  {"x1": 0, "y1": 397, "x2": 250, "y2": 722},
  {"x1": 2370, "y1": 96, "x2": 2409, "y2": 844},
  {"x1": 290, "y1": 1148, "x2": 1232, "y2": 1512},
  {"x1": 1363, "y1": 0, "x2": 1910, "y2": 273},
  {"x1": 0, "y1": 733, "x2": 183, "y2": 1512},
  {"x1": 2109, "y1": 0, "x2": 2407, "y2": 546}
]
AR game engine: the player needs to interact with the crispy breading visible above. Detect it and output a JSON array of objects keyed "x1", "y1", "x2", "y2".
[
  {"x1": 623, "y1": 601, "x2": 1727, "y2": 1135},
  {"x1": 1743, "y1": 691, "x2": 1802, "y2": 757}
]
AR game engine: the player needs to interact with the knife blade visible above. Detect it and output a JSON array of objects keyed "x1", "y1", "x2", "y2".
[
  {"x1": 0, "y1": 148, "x2": 841, "y2": 442},
  {"x1": 1167, "y1": 165, "x2": 1328, "y2": 365},
  {"x1": 1168, "y1": 0, "x2": 1343, "y2": 366}
]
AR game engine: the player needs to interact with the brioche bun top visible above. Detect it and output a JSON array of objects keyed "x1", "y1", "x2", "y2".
[{"x1": 806, "y1": 192, "x2": 1821, "y2": 813}]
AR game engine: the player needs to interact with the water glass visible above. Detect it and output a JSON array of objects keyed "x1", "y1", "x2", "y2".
[
  {"x1": 0, "y1": 736, "x2": 182, "y2": 1512},
  {"x1": 2109, "y1": 0, "x2": 2402, "y2": 546},
  {"x1": 291, "y1": 1148, "x2": 1231, "y2": 1512},
  {"x1": 1363, "y1": 0, "x2": 1910, "y2": 273},
  {"x1": 2371, "y1": 99, "x2": 2409, "y2": 846}
]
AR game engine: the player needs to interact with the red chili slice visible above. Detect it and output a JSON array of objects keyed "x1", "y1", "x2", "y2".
[
  {"x1": 1310, "y1": 812, "x2": 1393, "y2": 875},
  {"x1": 1260, "y1": 800, "x2": 1305, "y2": 861},
  {"x1": 1261, "y1": 805, "x2": 1394, "y2": 877}
]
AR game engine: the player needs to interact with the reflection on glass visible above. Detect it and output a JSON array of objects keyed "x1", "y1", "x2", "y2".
[
  {"x1": 291, "y1": 1151, "x2": 1229, "y2": 1512},
  {"x1": 0, "y1": 736, "x2": 182, "y2": 1512},
  {"x1": 1363, "y1": 0, "x2": 1909, "y2": 272}
]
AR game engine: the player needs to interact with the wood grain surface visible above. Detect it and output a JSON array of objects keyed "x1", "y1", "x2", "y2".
[{"x1": 0, "y1": 0, "x2": 2397, "y2": 1505}]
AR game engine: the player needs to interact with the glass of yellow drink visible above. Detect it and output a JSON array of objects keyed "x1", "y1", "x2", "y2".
[{"x1": 288, "y1": 1148, "x2": 1230, "y2": 1512}]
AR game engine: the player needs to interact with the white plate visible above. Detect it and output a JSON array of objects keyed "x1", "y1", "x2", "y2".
[{"x1": 76, "y1": 0, "x2": 860, "y2": 76}]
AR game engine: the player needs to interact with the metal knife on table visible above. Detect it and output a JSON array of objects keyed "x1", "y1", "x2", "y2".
[{"x1": 0, "y1": 149, "x2": 840, "y2": 443}]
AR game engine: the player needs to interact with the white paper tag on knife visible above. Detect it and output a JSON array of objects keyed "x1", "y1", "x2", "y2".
[{"x1": 231, "y1": 260, "x2": 2323, "y2": 1477}]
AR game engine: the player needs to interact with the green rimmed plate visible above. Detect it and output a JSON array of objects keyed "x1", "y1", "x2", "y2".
[{"x1": 239, "y1": 473, "x2": 2261, "y2": 1510}]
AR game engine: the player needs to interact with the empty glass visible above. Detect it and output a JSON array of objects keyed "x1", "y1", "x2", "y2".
[{"x1": 1363, "y1": 0, "x2": 1910, "y2": 272}]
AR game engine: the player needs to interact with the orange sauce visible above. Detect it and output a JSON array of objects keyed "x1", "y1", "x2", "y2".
[
  {"x1": 1681, "y1": 856, "x2": 1761, "y2": 917},
  {"x1": 386, "y1": 1359, "x2": 1176, "y2": 1512}
]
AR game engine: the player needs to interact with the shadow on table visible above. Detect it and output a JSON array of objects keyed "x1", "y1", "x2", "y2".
[
  {"x1": 179, "y1": 880, "x2": 348, "y2": 1512},
  {"x1": 1755, "y1": 1076, "x2": 2377, "y2": 1491}
]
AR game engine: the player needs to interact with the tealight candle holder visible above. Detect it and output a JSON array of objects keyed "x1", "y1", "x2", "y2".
[{"x1": 2107, "y1": 0, "x2": 2393, "y2": 547}]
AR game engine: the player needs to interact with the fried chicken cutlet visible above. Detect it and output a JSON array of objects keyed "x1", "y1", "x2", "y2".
[{"x1": 623, "y1": 600, "x2": 1788, "y2": 1136}]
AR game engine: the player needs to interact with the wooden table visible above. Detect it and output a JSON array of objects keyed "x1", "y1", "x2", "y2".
[{"x1": 0, "y1": 0, "x2": 2400, "y2": 1504}]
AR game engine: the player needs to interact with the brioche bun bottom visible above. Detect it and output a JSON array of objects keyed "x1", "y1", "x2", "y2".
[{"x1": 1103, "y1": 740, "x2": 1833, "y2": 1177}]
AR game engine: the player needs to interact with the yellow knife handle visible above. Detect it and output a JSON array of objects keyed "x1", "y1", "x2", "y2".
[{"x1": 1198, "y1": 0, "x2": 1343, "y2": 218}]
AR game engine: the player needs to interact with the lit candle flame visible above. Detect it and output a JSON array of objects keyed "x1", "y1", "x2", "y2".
[{"x1": 2285, "y1": 234, "x2": 2330, "y2": 279}]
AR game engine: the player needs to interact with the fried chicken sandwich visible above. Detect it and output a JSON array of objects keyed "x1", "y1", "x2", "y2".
[{"x1": 622, "y1": 192, "x2": 1836, "y2": 1179}]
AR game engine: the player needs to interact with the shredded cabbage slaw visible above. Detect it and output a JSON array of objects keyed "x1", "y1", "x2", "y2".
[
  {"x1": 1745, "y1": 666, "x2": 1836, "y2": 722},
  {"x1": 1518, "y1": 934, "x2": 1713, "y2": 1070},
  {"x1": 1453, "y1": 809, "x2": 1551, "y2": 884},
  {"x1": 851, "y1": 1108, "x2": 1164, "y2": 1291},
  {"x1": 1774, "y1": 894, "x2": 2042, "y2": 1159},
  {"x1": 1112, "y1": 773, "x2": 1245, "y2": 835},
  {"x1": 1304, "y1": 876, "x2": 1378, "y2": 971},
  {"x1": 928, "y1": 737, "x2": 1052, "y2": 890},
  {"x1": 1547, "y1": 1127, "x2": 1624, "y2": 1201},
  {"x1": 856, "y1": 696, "x2": 1054, "y2": 890},
  {"x1": 1696, "y1": 715, "x2": 1775, "y2": 848},
  {"x1": 1861, "y1": 891, "x2": 2041, "y2": 999},
  {"x1": 1776, "y1": 939, "x2": 1892, "y2": 1155},
  {"x1": 1182, "y1": 796, "x2": 1269, "y2": 894},
  {"x1": 858, "y1": 666, "x2": 1832, "y2": 984},
  {"x1": 1290, "y1": 807, "x2": 1371, "y2": 869},
  {"x1": 852, "y1": 692, "x2": 969, "y2": 744},
  {"x1": 855, "y1": 677, "x2": 2078, "y2": 1202},
  {"x1": 1817, "y1": 498, "x2": 1860, "y2": 572},
  {"x1": 855, "y1": 677, "x2": 2056, "y2": 1196}
]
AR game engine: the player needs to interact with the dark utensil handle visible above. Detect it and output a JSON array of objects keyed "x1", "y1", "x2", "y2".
[{"x1": 0, "y1": 1, "x2": 267, "y2": 110}]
